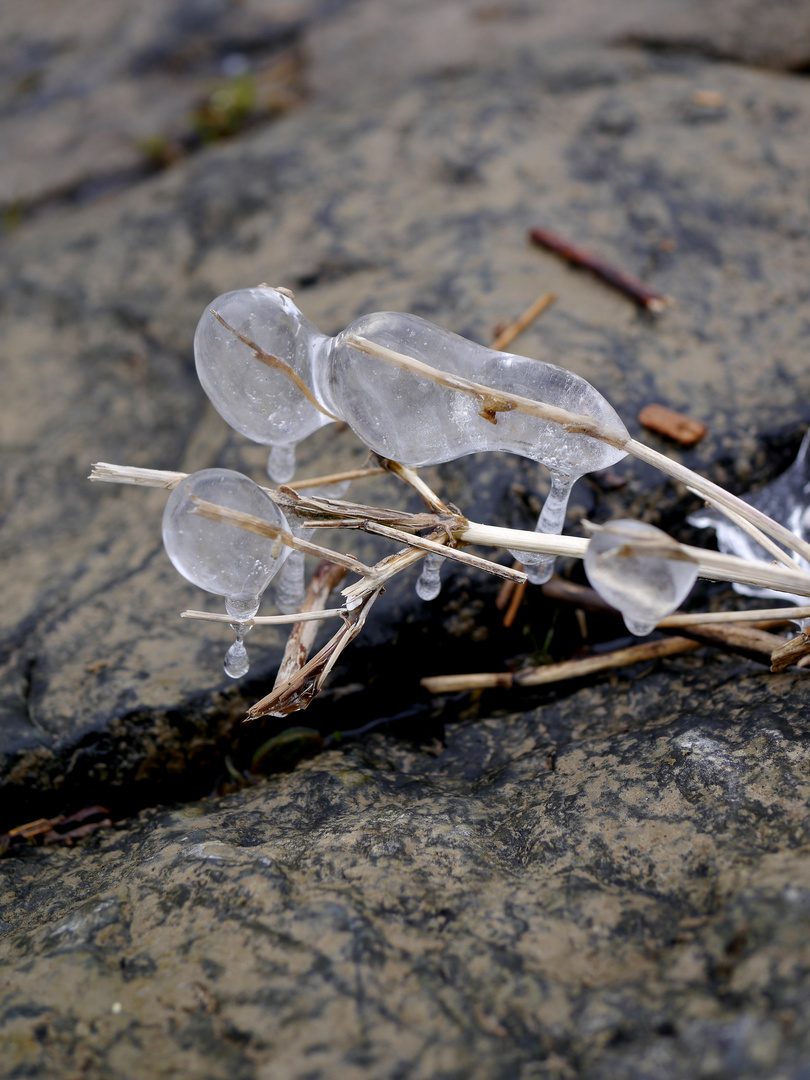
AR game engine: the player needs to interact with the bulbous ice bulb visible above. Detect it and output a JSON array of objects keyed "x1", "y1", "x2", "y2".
[
  {"x1": 162, "y1": 468, "x2": 289, "y2": 602},
  {"x1": 584, "y1": 519, "x2": 698, "y2": 636}
]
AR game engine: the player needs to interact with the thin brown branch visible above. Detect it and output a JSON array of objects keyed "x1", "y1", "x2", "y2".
[
  {"x1": 180, "y1": 607, "x2": 346, "y2": 625},
  {"x1": 491, "y1": 292, "x2": 556, "y2": 352},
  {"x1": 360, "y1": 520, "x2": 526, "y2": 583},
  {"x1": 495, "y1": 576, "x2": 518, "y2": 611},
  {"x1": 89, "y1": 463, "x2": 186, "y2": 489},
  {"x1": 247, "y1": 587, "x2": 382, "y2": 718},
  {"x1": 342, "y1": 333, "x2": 624, "y2": 445},
  {"x1": 674, "y1": 623, "x2": 787, "y2": 666},
  {"x1": 287, "y1": 466, "x2": 387, "y2": 490},
  {"x1": 502, "y1": 579, "x2": 527, "y2": 628},
  {"x1": 627, "y1": 437, "x2": 810, "y2": 568},
  {"x1": 685, "y1": 485, "x2": 801, "y2": 573},
  {"x1": 274, "y1": 485, "x2": 461, "y2": 531},
  {"x1": 91, "y1": 464, "x2": 810, "y2": 600},
  {"x1": 541, "y1": 577, "x2": 809, "y2": 627},
  {"x1": 529, "y1": 227, "x2": 670, "y2": 312},
  {"x1": 770, "y1": 631, "x2": 810, "y2": 673},
  {"x1": 373, "y1": 456, "x2": 452, "y2": 514}
]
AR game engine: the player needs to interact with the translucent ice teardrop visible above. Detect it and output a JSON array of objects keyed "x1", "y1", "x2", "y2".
[
  {"x1": 275, "y1": 549, "x2": 306, "y2": 614},
  {"x1": 512, "y1": 471, "x2": 574, "y2": 584},
  {"x1": 162, "y1": 468, "x2": 290, "y2": 602},
  {"x1": 224, "y1": 598, "x2": 255, "y2": 678},
  {"x1": 194, "y1": 286, "x2": 335, "y2": 478},
  {"x1": 416, "y1": 552, "x2": 444, "y2": 601},
  {"x1": 584, "y1": 520, "x2": 698, "y2": 636}
]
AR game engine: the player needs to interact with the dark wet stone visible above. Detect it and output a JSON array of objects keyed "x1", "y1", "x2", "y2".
[{"x1": 1, "y1": 652, "x2": 809, "y2": 1078}]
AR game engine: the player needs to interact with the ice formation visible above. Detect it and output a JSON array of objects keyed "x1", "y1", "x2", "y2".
[
  {"x1": 689, "y1": 430, "x2": 810, "y2": 606},
  {"x1": 162, "y1": 468, "x2": 290, "y2": 677},
  {"x1": 194, "y1": 287, "x2": 629, "y2": 590},
  {"x1": 584, "y1": 519, "x2": 699, "y2": 636}
]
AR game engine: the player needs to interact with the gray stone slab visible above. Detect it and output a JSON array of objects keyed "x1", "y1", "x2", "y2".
[{"x1": 1, "y1": 651, "x2": 809, "y2": 1078}]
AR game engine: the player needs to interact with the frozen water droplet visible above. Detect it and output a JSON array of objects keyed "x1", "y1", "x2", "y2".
[
  {"x1": 267, "y1": 444, "x2": 297, "y2": 484},
  {"x1": 510, "y1": 471, "x2": 574, "y2": 582},
  {"x1": 584, "y1": 519, "x2": 698, "y2": 636},
  {"x1": 416, "y1": 552, "x2": 444, "y2": 600},
  {"x1": 224, "y1": 639, "x2": 250, "y2": 679},
  {"x1": 623, "y1": 614, "x2": 658, "y2": 637},
  {"x1": 275, "y1": 549, "x2": 306, "y2": 614},
  {"x1": 223, "y1": 597, "x2": 257, "y2": 678},
  {"x1": 523, "y1": 558, "x2": 555, "y2": 586},
  {"x1": 163, "y1": 469, "x2": 289, "y2": 675},
  {"x1": 162, "y1": 469, "x2": 289, "y2": 602},
  {"x1": 194, "y1": 286, "x2": 335, "y2": 456}
]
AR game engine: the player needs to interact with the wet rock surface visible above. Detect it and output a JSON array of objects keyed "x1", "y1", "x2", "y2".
[
  {"x1": 2, "y1": 1, "x2": 810, "y2": 1075},
  {"x1": 2, "y1": 653, "x2": 810, "y2": 1079}
]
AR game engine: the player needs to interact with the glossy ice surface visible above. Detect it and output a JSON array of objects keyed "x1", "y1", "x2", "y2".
[
  {"x1": 584, "y1": 520, "x2": 699, "y2": 636},
  {"x1": 162, "y1": 469, "x2": 291, "y2": 677},
  {"x1": 162, "y1": 468, "x2": 289, "y2": 603},
  {"x1": 194, "y1": 287, "x2": 334, "y2": 482},
  {"x1": 415, "y1": 552, "x2": 444, "y2": 601},
  {"x1": 689, "y1": 430, "x2": 810, "y2": 606},
  {"x1": 194, "y1": 288, "x2": 629, "y2": 587}
]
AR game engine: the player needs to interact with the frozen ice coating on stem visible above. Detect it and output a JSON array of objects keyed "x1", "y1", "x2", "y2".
[
  {"x1": 584, "y1": 519, "x2": 699, "y2": 636},
  {"x1": 689, "y1": 429, "x2": 810, "y2": 606},
  {"x1": 162, "y1": 468, "x2": 291, "y2": 677},
  {"x1": 194, "y1": 287, "x2": 336, "y2": 483},
  {"x1": 330, "y1": 312, "x2": 628, "y2": 581},
  {"x1": 197, "y1": 290, "x2": 629, "y2": 575}
]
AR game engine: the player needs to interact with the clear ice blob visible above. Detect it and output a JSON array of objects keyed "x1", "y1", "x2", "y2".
[
  {"x1": 689, "y1": 429, "x2": 810, "y2": 608},
  {"x1": 193, "y1": 286, "x2": 336, "y2": 483},
  {"x1": 274, "y1": 548, "x2": 307, "y2": 614},
  {"x1": 584, "y1": 519, "x2": 699, "y2": 636},
  {"x1": 162, "y1": 468, "x2": 291, "y2": 677},
  {"x1": 416, "y1": 552, "x2": 444, "y2": 601},
  {"x1": 328, "y1": 313, "x2": 628, "y2": 581},
  {"x1": 195, "y1": 291, "x2": 628, "y2": 571}
]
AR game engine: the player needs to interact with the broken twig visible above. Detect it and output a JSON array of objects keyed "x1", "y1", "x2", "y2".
[
  {"x1": 421, "y1": 636, "x2": 700, "y2": 693},
  {"x1": 529, "y1": 227, "x2": 670, "y2": 312},
  {"x1": 491, "y1": 292, "x2": 556, "y2": 351}
]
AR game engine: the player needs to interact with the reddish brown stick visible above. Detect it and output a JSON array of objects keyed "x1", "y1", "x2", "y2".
[{"x1": 529, "y1": 227, "x2": 670, "y2": 312}]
